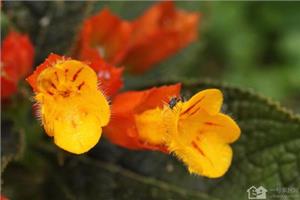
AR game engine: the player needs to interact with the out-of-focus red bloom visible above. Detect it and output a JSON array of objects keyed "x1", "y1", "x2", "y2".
[
  {"x1": 0, "y1": 195, "x2": 9, "y2": 200},
  {"x1": 75, "y1": 2, "x2": 200, "y2": 74},
  {"x1": 75, "y1": 50, "x2": 123, "y2": 97},
  {"x1": 76, "y1": 8, "x2": 131, "y2": 64},
  {"x1": 74, "y1": 10, "x2": 126, "y2": 97},
  {"x1": 78, "y1": 45, "x2": 124, "y2": 97},
  {"x1": 1, "y1": 31, "x2": 34, "y2": 99},
  {"x1": 91, "y1": 59, "x2": 123, "y2": 98},
  {"x1": 123, "y1": 2, "x2": 200, "y2": 73},
  {"x1": 104, "y1": 83, "x2": 181, "y2": 152},
  {"x1": 1, "y1": 65, "x2": 18, "y2": 98}
]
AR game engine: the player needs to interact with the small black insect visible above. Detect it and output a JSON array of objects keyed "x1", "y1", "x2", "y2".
[{"x1": 169, "y1": 97, "x2": 182, "y2": 109}]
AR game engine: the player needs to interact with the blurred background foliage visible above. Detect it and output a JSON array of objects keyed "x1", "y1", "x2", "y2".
[
  {"x1": 1, "y1": 1, "x2": 300, "y2": 200},
  {"x1": 2, "y1": 1, "x2": 300, "y2": 112}
]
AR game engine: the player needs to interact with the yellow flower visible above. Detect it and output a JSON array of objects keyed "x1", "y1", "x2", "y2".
[
  {"x1": 27, "y1": 54, "x2": 110, "y2": 154},
  {"x1": 135, "y1": 89, "x2": 240, "y2": 178}
]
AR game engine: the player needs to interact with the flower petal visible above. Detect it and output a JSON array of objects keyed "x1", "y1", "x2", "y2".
[
  {"x1": 0, "y1": 77, "x2": 18, "y2": 99},
  {"x1": 1, "y1": 31, "x2": 34, "y2": 99},
  {"x1": 202, "y1": 113, "x2": 241, "y2": 143},
  {"x1": 53, "y1": 98, "x2": 103, "y2": 154},
  {"x1": 1, "y1": 31, "x2": 34, "y2": 79},
  {"x1": 90, "y1": 60, "x2": 124, "y2": 97},
  {"x1": 169, "y1": 132, "x2": 233, "y2": 178},
  {"x1": 77, "y1": 9, "x2": 131, "y2": 63},
  {"x1": 179, "y1": 112, "x2": 240, "y2": 144},
  {"x1": 180, "y1": 89, "x2": 223, "y2": 118},
  {"x1": 121, "y1": 1, "x2": 200, "y2": 73},
  {"x1": 111, "y1": 83, "x2": 181, "y2": 114}
]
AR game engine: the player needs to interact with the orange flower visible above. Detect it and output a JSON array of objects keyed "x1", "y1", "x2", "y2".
[
  {"x1": 26, "y1": 54, "x2": 110, "y2": 154},
  {"x1": 104, "y1": 83, "x2": 181, "y2": 152},
  {"x1": 1, "y1": 31, "x2": 34, "y2": 98},
  {"x1": 75, "y1": 2, "x2": 200, "y2": 74},
  {"x1": 122, "y1": 2, "x2": 200, "y2": 73},
  {"x1": 105, "y1": 87, "x2": 240, "y2": 178}
]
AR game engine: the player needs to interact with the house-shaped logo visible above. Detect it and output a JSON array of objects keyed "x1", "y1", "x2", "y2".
[{"x1": 247, "y1": 186, "x2": 267, "y2": 199}]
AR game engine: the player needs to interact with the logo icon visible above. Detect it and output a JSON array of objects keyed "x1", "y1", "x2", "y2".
[{"x1": 247, "y1": 186, "x2": 267, "y2": 199}]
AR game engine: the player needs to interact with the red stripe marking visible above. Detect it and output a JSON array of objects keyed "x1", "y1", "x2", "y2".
[
  {"x1": 72, "y1": 67, "x2": 84, "y2": 82},
  {"x1": 204, "y1": 122, "x2": 223, "y2": 127},
  {"x1": 77, "y1": 81, "x2": 85, "y2": 90},
  {"x1": 191, "y1": 141, "x2": 205, "y2": 156},
  {"x1": 50, "y1": 81, "x2": 57, "y2": 89},
  {"x1": 180, "y1": 95, "x2": 205, "y2": 116},
  {"x1": 54, "y1": 71, "x2": 59, "y2": 82},
  {"x1": 64, "y1": 69, "x2": 69, "y2": 80},
  {"x1": 188, "y1": 107, "x2": 201, "y2": 116},
  {"x1": 47, "y1": 90, "x2": 54, "y2": 96}
]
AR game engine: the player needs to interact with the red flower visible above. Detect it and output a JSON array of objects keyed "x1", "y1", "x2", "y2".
[
  {"x1": 76, "y1": 2, "x2": 200, "y2": 74},
  {"x1": 91, "y1": 59, "x2": 123, "y2": 98},
  {"x1": 123, "y1": 2, "x2": 200, "y2": 73},
  {"x1": 74, "y1": 10, "x2": 127, "y2": 97},
  {"x1": 1, "y1": 65, "x2": 18, "y2": 98},
  {"x1": 104, "y1": 83, "x2": 181, "y2": 152},
  {"x1": 0, "y1": 195, "x2": 9, "y2": 200},
  {"x1": 1, "y1": 31, "x2": 34, "y2": 98},
  {"x1": 76, "y1": 8, "x2": 131, "y2": 64},
  {"x1": 76, "y1": 50, "x2": 124, "y2": 97}
]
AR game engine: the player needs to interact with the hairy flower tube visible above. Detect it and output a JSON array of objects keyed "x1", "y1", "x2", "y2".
[
  {"x1": 104, "y1": 84, "x2": 181, "y2": 152},
  {"x1": 75, "y1": 2, "x2": 200, "y2": 74},
  {"x1": 1, "y1": 31, "x2": 34, "y2": 99},
  {"x1": 105, "y1": 86, "x2": 240, "y2": 178},
  {"x1": 26, "y1": 54, "x2": 110, "y2": 154}
]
